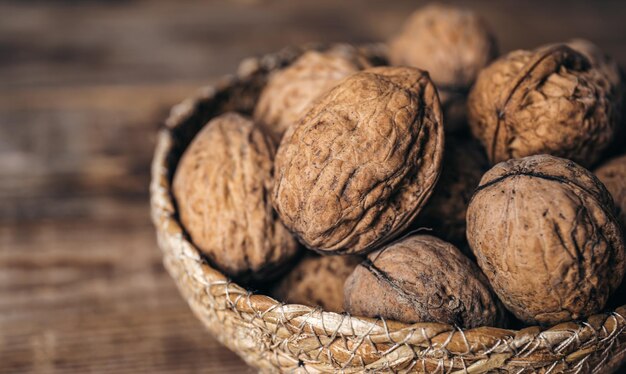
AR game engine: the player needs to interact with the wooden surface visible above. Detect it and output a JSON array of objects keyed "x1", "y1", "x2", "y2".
[{"x1": 1, "y1": 1, "x2": 626, "y2": 373}]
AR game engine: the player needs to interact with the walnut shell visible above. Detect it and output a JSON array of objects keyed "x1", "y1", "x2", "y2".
[
  {"x1": 468, "y1": 44, "x2": 619, "y2": 168},
  {"x1": 254, "y1": 47, "x2": 371, "y2": 142},
  {"x1": 595, "y1": 154, "x2": 626, "y2": 230},
  {"x1": 273, "y1": 66, "x2": 445, "y2": 255},
  {"x1": 273, "y1": 255, "x2": 361, "y2": 313},
  {"x1": 173, "y1": 112, "x2": 299, "y2": 279},
  {"x1": 467, "y1": 154, "x2": 625, "y2": 325},
  {"x1": 388, "y1": 4, "x2": 497, "y2": 89},
  {"x1": 344, "y1": 235, "x2": 505, "y2": 327},
  {"x1": 413, "y1": 137, "x2": 488, "y2": 246}
]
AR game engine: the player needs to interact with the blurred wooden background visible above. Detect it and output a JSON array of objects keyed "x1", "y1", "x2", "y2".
[{"x1": 1, "y1": 0, "x2": 626, "y2": 373}]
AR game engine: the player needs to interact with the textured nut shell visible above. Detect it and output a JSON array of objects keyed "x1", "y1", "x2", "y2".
[
  {"x1": 344, "y1": 235, "x2": 505, "y2": 328},
  {"x1": 467, "y1": 154, "x2": 625, "y2": 325},
  {"x1": 468, "y1": 45, "x2": 618, "y2": 168},
  {"x1": 173, "y1": 113, "x2": 298, "y2": 279},
  {"x1": 595, "y1": 154, "x2": 626, "y2": 229},
  {"x1": 413, "y1": 137, "x2": 488, "y2": 246},
  {"x1": 254, "y1": 48, "x2": 371, "y2": 141},
  {"x1": 567, "y1": 39, "x2": 625, "y2": 152},
  {"x1": 273, "y1": 255, "x2": 361, "y2": 313},
  {"x1": 567, "y1": 39, "x2": 623, "y2": 92},
  {"x1": 388, "y1": 4, "x2": 497, "y2": 88},
  {"x1": 273, "y1": 66, "x2": 445, "y2": 254}
]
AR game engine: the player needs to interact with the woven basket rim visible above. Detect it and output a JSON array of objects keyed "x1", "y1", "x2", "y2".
[{"x1": 150, "y1": 43, "x2": 626, "y2": 373}]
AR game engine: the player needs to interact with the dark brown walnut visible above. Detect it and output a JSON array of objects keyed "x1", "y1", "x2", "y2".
[
  {"x1": 595, "y1": 154, "x2": 626, "y2": 229},
  {"x1": 273, "y1": 66, "x2": 445, "y2": 255},
  {"x1": 467, "y1": 154, "x2": 625, "y2": 325},
  {"x1": 468, "y1": 44, "x2": 619, "y2": 168},
  {"x1": 344, "y1": 235, "x2": 505, "y2": 327},
  {"x1": 388, "y1": 4, "x2": 497, "y2": 133},
  {"x1": 254, "y1": 47, "x2": 371, "y2": 142},
  {"x1": 273, "y1": 255, "x2": 361, "y2": 313},
  {"x1": 173, "y1": 112, "x2": 299, "y2": 280},
  {"x1": 413, "y1": 137, "x2": 488, "y2": 246}
]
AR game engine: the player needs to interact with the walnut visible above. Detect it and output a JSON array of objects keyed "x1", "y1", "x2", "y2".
[
  {"x1": 173, "y1": 112, "x2": 299, "y2": 280},
  {"x1": 273, "y1": 255, "x2": 361, "y2": 313},
  {"x1": 388, "y1": 4, "x2": 497, "y2": 133},
  {"x1": 468, "y1": 44, "x2": 620, "y2": 168},
  {"x1": 254, "y1": 47, "x2": 371, "y2": 142},
  {"x1": 389, "y1": 4, "x2": 497, "y2": 89},
  {"x1": 272, "y1": 66, "x2": 445, "y2": 255},
  {"x1": 467, "y1": 154, "x2": 625, "y2": 325},
  {"x1": 595, "y1": 154, "x2": 626, "y2": 230},
  {"x1": 344, "y1": 235, "x2": 505, "y2": 327},
  {"x1": 413, "y1": 137, "x2": 488, "y2": 246}
]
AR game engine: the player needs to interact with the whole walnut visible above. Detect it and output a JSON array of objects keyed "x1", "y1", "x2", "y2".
[
  {"x1": 468, "y1": 44, "x2": 620, "y2": 168},
  {"x1": 344, "y1": 235, "x2": 505, "y2": 328},
  {"x1": 254, "y1": 47, "x2": 371, "y2": 141},
  {"x1": 173, "y1": 112, "x2": 299, "y2": 280},
  {"x1": 389, "y1": 4, "x2": 497, "y2": 89},
  {"x1": 467, "y1": 154, "x2": 625, "y2": 325},
  {"x1": 413, "y1": 137, "x2": 488, "y2": 246},
  {"x1": 388, "y1": 4, "x2": 497, "y2": 133},
  {"x1": 273, "y1": 66, "x2": 445, "y2": 255},
  {"x1": 273, "y1": 255, "x2": 361, "y2": 313},
  {"x1": 595, "y1": 154, "x2": 626, "y2": 229}
]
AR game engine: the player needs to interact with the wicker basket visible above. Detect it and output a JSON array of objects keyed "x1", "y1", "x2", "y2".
[{"x1": 150, "y1": 44, "x2": 626, "y2": 373}]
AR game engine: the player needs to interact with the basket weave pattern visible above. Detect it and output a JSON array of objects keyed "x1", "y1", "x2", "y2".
[{"x1": 150, "y1": 46, "x2": 626, "y2": 373}]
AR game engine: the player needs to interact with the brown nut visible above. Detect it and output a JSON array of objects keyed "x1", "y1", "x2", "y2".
[
  {"x1": 595, "y1": 154, "x2": 626, "y2": 230},
  {"x1": 468, "y1": 44, "x2": 620, "y2": 168},
  {"x1": 273, "y1": 66, "x2": 445, "y2": 255},
  {"x1": 254, "y1": 47, "x2": 371, "y2": 142},
  {"x1": 388, "y1": 4, "x2": 496, "y2": 133},
  {"x1": 467, "y1": 154, "x2": 625, "y2": 325},
  {"x1": 388, "y1": 4, "x2": 497, "y2": 88},
  {"x1": 173, "y1": 112, "x2": 299, "y2": 280},
  {"x1": 413, "y1": 137, "x2": 488, "y2": 246},
  {"x1": 273, "y1": 255, "x2": 361, "y2": 313},
  {"x1": 344, "y1": 235, "x2": 505, "y2": 327}
]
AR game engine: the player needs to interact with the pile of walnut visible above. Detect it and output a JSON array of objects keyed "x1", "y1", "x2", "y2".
[{"x1": 173, "y1": 4, "x2": 626, "y2": 328}]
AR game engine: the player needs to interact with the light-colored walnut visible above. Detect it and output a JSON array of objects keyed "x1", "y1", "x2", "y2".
[
  {"x1": 254, "y1": 47, "x2": 371, "y2": 142},
  {"x1": 273, "y1": 255, "x2": 361, "y2": 313},
  {"x1": 272, "y1": 66, "x2": 444, "y2": 255},
  {"x1": 344, "y1": 235, "x2": 506, "y2": 327},
  {"x1": 467, "y1": 154, "x2": 625, "y2": 325},
  {"x1": 468, "y1": 44, "x2": 620, "y2": 168},
  {"x1": 173, "y1": 112, "x2": 299, "y2": 280}
]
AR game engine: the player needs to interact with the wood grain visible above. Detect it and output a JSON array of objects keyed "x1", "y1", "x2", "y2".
[{"x1": 1, "y1": 0, "x2": 626, "y2": 372}]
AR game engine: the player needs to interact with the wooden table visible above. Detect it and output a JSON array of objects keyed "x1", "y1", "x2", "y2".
[{"x1": 2, "y1": 1, "x2": 625, "y2": 372}]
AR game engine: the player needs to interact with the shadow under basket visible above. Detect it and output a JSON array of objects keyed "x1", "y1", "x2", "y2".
[{"x1": 149, "y1": 44, "x2": 626, "y2": 373}]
